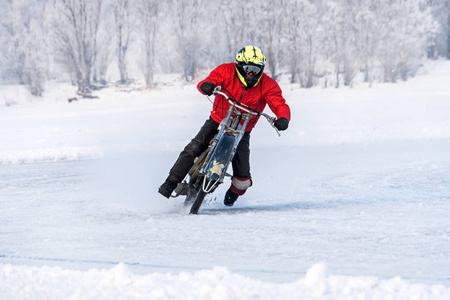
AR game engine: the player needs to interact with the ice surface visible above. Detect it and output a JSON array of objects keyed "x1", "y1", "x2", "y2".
[{"x1": 1, "y1": 61, "x2": 450, "y2": 299}]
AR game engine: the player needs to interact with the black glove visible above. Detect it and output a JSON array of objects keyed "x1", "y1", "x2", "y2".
[
  {"x1": 274, "y1": 117, "x2": 289, "y2": 131},
  {"x1": 200, "y1": 81, "x2": 215, "y2": 96}
]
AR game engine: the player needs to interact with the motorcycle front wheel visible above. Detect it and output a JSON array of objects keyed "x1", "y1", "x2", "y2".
[{"x1": 189, "y1": 188, "x2": 207, "y2": 214}]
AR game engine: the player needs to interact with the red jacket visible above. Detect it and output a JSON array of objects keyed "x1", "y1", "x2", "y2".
[{"x1": 197, "y1": 63, "x2": 291, "y2": 132}]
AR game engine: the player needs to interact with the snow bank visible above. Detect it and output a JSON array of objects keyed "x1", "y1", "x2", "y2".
[
  {"x1": 1, "y1": 263, "x2": 448, "y2": 300},
  {"x1": 0, "y1": 85, "x2": 34, "y2": 107},
  {"x1": 0, "y1": 147, "x2": 102, "y2": 165}
]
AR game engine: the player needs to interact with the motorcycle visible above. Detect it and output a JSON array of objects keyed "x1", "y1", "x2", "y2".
[{"x1": 171, "y1": 86, "x2": 280, "y2": 214}]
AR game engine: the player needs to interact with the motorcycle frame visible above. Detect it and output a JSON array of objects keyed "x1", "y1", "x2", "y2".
[{"x1": 198, "y1": 103, "x2": 252, "y2": 193}]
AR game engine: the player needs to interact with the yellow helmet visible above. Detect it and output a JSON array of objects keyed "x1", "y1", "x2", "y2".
[{"x1": 235, "y1": 46, "x2": 266, "y2": 88}]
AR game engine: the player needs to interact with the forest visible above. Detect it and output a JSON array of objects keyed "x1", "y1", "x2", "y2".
[{"x1": 1, "y1": 0, "x2": 449, "y2": 96}]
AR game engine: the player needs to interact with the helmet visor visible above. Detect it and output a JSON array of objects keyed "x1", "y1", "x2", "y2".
[{"x1": 242, "y1": 64, "x2": 262, "y2": 74}]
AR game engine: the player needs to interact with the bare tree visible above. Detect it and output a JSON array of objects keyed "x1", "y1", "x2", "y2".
[{"x1": 51, "y1": 0, "x2": 102, "y2": 96}]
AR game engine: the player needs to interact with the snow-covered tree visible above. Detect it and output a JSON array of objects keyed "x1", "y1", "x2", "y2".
[
  {"x1": 0, "y1": 0, "x2": 445, "y2": 91},
  {"x1": 256, "y1": 1, "x2": 285, "y2": 80},
  {"x1": 112, "y1": 0, "x2": 132, "y2": 84},
  {"x1": 0, "y1": 0, "x2": 47, "y2": 96},
  {"x1": 51, "y1": 0, "x2": 103, "y2": 96},
  {"x1": 93, "y1": 6, "x2": 114, "y2": 86},
  {"x1": 352, "y1": 0, "x2": 379, "y2": 84},
  {"x1": 136, "y1": 0, "x2": 160, "y2": 88},
  {"x1": 427, "y1": 0, "x2": 450, "y2": 58},
  {"x1": 221, "y1": 2, "x2": 258, "y2": 55},
  {"x1": 170, "y1": 0, "x2": 206, "y2": 82},
  {"x1": 321, "y1": 1, "x2": 357, "y2": 87},
  {"x1": 374, "y1": 0, "x2": 437, "y2": 82},
  {"x1": 284, "y1": 0, "x2": 324, "y2": 88}
]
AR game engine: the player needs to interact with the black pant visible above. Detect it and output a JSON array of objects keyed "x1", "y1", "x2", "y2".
[{"x1": 168, "y1": 118, "x2": 251, "y2": 183}]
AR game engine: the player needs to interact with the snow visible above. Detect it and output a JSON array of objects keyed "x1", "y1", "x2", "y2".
[
  {"x1": 1, "y1": 263, "x2": 448, "y2": 300},
  {"x1": 1, "y1": 61, "x2": 450, "y2": 299}
]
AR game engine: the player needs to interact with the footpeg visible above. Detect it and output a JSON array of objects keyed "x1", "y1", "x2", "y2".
[{"x1": 173, "y1": 182, "x2": 189, "y2": 197}]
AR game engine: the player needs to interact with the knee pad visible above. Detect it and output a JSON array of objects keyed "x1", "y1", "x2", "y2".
[{"x1": 231, "y1": 177, "x2": 252, "y2": 195}]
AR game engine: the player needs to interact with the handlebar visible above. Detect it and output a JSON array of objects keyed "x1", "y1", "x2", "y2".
[{"x1": 212, "y1": 86, "x2": 281, "y2": 136}]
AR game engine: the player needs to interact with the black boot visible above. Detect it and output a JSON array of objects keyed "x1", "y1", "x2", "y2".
[
  {"x1": 224, "y1": 188, "x2": 239, "y2": 206},
  {"x1": 158, "y1": 179, "x2": 177, "y2": 198}
]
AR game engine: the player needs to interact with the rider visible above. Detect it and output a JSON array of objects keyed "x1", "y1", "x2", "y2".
[{"x1": 158, "y1": 45, "x2": 291, "y2": 206}]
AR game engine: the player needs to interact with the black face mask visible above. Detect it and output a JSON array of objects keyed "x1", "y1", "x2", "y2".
[{"x1": 244, "y1": 76, "x2": 259, "y2": 88}]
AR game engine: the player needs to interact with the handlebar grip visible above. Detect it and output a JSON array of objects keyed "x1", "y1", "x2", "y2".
[{"x1": 212, "y1": 86, "x2": 222, "y2": 95}]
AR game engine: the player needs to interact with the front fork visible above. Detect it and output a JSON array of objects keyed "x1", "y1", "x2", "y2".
[{"x1": 200, "y1": 107, "x2": 251, "y2": 193}]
